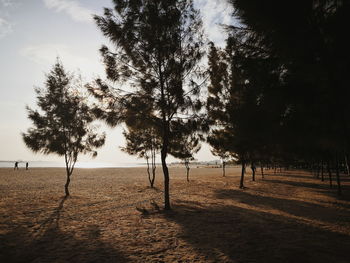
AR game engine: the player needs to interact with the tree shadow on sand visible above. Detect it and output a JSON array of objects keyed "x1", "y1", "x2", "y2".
[
  {"x1": 264, "y1": 178, "x2": 350, "y2": 200},
  {"x1": 165, "y1": 199, "x2": 350, "y2": 263},
  {"x1": 262, "y1": 170, "x2": 350, "y2": 182},
  {"x1": 215, "y1": 189, "x2": 350, "y2": 225},
  {"x1": 0, "y1": 196, "x2": 129, "y2": 263}
]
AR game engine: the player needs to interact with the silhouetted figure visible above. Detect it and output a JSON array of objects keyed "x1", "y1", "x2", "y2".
[
  {"x1": 26, "y1": 162, "x2": 29, "y2": 170},
  {"x1": 14, "y1": 162, "x2": 18, "y2": 170}
]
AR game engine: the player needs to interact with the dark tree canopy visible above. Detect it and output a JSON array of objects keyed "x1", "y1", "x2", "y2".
[
  {"x1": 121, "y1": 126, "x2": 160, "y2": 187},
  {"x1": 91, "y1": 0, "x2": 206, "y2": 209},
  {"x1": 23, "y1": 60, "x2": 106, "y2": 196},
  {"x1": 210, "y1": 0, "x2": 350, "y2": 192}
]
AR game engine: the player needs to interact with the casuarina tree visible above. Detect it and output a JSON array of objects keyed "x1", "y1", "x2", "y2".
[
  {"x1": 121, "y1": 126, "x2": 160, "y2": 187},
  {"x1": 170, "y1": 128, "x2": 201, "y2": 182},
  {"x1": 92, "y1": 0, "x2": 205, "y2": 209},
  {"x1": 22, "y1": 59, "x2": 106, "y2": 196}
]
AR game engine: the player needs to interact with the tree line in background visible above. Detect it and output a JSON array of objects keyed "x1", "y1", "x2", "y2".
[
  {"x1": 207, "y1": 0, "x2": 350, "y2": 195},
  {"x1": 23, "y1": 0, "x2": 349, "y2": 208}
]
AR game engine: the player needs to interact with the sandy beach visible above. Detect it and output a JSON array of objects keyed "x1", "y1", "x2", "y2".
[{"x1": 1, "y1": 167, "x2": 350, "y2": 262}]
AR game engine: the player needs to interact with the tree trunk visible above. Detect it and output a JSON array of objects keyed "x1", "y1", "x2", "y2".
[
  {"x1": 251, "y1": 162, "x2": 255, "y2": 181},
  {"x1": 160, "y1": 120, "x2": 170, "y2": 209},
  {"x1": 161, "y1": 145, "x2": 170, "y2": 210},
  {"x1": 335, "y1": 156, "x2": 342, "y2": 196},
  {"x1": 239, "y1": 160, "x2": 246, "y2": 189},
  {"x1": 146, "y1": 157, "x2": 152, "y2": 187},
  {"x1": 345, "y1": 153, "x2": 350, "y2": 177},
  {"x1": 151, "y1": 166, "x2": 156, "y2": 188},
  {"x1": 327, "y1": 161, "x2": 333, "y2": 188},
  {"x1": 64, "y1": 155, "x2": 72, "y2": 196},
  {"x1": 222, "y1": 161, "x2": 226, "y2": 177},
  {"x1": 159, "y1": 60, "x2": 170, "y2": 210},
  {"x1": 151, "y1": 150, "x2": 156, "y2": 188},
  {"x1": 316, "y1": 162, "x2": 320, "y2": 179},
  {"x1": 261, "y1": 165, "x2": 264, "y2": 179},
  {"x1": 186, "y1": 167, "x2": 190, "y2": 182},
  {"x1": 65, "y1": 171, "x2": 71, "y2": 196}
]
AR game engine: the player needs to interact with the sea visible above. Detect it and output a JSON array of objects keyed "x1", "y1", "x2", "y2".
[{"x1": 0, "y1": 161, "x2": 146, "y2": 168}]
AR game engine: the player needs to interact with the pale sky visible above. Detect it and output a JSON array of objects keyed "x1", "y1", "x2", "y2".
[{"x1": 0, "y1": 0, "x2": 234, "y2": 165}]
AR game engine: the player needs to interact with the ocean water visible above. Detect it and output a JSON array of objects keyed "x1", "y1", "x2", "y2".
[{"x1": 0, "y1": 161, "x2": 145, "y2": 168}]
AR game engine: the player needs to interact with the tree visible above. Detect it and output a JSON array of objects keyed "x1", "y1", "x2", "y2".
[
  {"x1": 121, "y1": 126, "x2": 160, "y2": 187},
  {"x1": 92, "y1": 0, "x2": 205, "y2": 209},
  {"x1": 207, "y1": 130, "x2": 231, "y2": 177},
  {"x1": 170, "y1": 131, "x2": 201, "y2": 182},
  {"x1": 22, "y1": 60, "x2": 106, "y2": 196},
  {"x1": 206, "y1": 27, "x2": 284, "y2": 188},
  {"x1": 206, "y1": 40, "x2": 252, "y2": 188},
  {"x1": 226, "y1": 0, "x2": 350, "y2": 194}
]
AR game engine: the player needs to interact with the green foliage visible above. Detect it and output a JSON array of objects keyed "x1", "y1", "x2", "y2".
[
  {"x1": 226, "y1": 0, "x2": 350, "y2": 163},
  {"x1": 121, "y1": 126, "x2": 160, "y2": 187},
  {"x1": 92, "y1": 0, "x2": 206, "y2": 209},
  {"x1": 121, "y1": 126, "x2": 161, "y2": 159},
  {"x1": 169, "y1": 123, "x2": 201, "y2": 162},
  {"x1": 23, "y1": 59, "x2": 106, "y2": 181}
]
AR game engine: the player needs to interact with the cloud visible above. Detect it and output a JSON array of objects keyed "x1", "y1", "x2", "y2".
[
  {"x1": 0, "y1": 0, "x2": 14, "y2": 7},
  {"x1": 20, "y1": 43, "x2": 90, "y2": 69},
  {"x1": 19, "y1": 43, "x2": 104, "y2": 79},
  {"x1": 42, "y1": 0, "x2": 93, "y2": 23},
  {"x1": 0, "y1": 17, "x2": 12, "y2": 38},
  {"x1": 195, "y1": 0, "x2": 235, "y2": 46}
]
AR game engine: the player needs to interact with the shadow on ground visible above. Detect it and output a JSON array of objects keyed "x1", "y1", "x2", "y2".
[
  {"x1": 0, "y1": 196, "x2": 128, "y2": 263},
  {"x1": 165, "y1": 197, "x2": 350, "y2": 263},
  {"x1": 215, "y1": 189, "x2": 350, "y2": 225},
  {"x1": 265, "y1": 177, "x2": 350, "y2": 200}
]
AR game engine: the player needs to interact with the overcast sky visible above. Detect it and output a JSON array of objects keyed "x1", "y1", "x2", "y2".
[{"x1": 0, "y1": 0, "x2": 234, "y2": 165}]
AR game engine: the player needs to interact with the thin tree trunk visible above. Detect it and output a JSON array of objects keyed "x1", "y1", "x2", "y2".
[
  {"x1": 64, "y1": 173, "x2": 71, "y2": 196},
  {"x1": 261, "y1": 165, "x2": 264, "y2": 179},
  {"x1": 345, "y1": 153, "x2": 350, "y2": 177},
  {"x1": 151, "y1": 151, "x2": 156, "y2": 188},
  {"x1": 251, "y1": 162, "x2": 255, "y2": 181},
  {"x1": 336, "y1": 155, "x2": 342, "y2": 196},
  {"x1": 64, "y1": 154, "x2": 71, "y2": 196},
  {"x1": 327, "y1": 161, "x2": 333, "y2": 188},
  {"x1": 316, "y1": 162, "x2": 321, "y2": 179},
  {"x1": 159, "y1": 62, "x2": 171, "y2": 210},
  {"x1": 161, "y1": 145, "x2": 170, "y2": 210},
  {"x1": 239, "y1": 160, "x2": 246, "y2": 189},
  {"x1": 146, "y1": 157, "x2": 153, "y2": 188},
  {"x1": 186, "y1": 164, "x2": 190, "y2": 182},
  {"x1": 222, "y1": 161, "x2": 226, "y2": 177}
]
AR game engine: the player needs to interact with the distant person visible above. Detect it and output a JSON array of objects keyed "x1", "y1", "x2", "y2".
[
  {"x1": 26, "y1": 162, "x2": 29, "y2": 170},
  {"x1": 14, "y1": 161, "x2": 18, "y2": 170}
]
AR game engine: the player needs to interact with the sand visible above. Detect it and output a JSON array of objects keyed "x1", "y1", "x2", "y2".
[{"x1": 1, "y1": 166, "x2": 350, "y2": 262}]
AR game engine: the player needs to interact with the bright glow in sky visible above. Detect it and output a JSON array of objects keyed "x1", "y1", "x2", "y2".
[{"x1": 0, "y1": 0, "x2": 234, "y2": 165}]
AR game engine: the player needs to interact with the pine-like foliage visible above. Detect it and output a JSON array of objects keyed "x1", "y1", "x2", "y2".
[
  {"x1": 169, "y1": 125, "x2": 201, "y2": 182},
  {"x1": 121, "y1": 126, "x2": 160, "y2": 187},
  {"x1": 91, "y1": 0, "x2": 206, "y2": 209},
  {"x1": 207, "y1": 29, "x2": 283, "y2": 187},
  {"x1": 22, "y1": 60, "x2": 106, "y2": 196},
  {"x1": 218, "y1": 0, "x2": 350, "y2": 193}
]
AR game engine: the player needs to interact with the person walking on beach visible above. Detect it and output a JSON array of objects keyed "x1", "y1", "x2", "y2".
[
  {"x1": 26, "y1": 162, "x2": 29, "y2": 170},
  {"x1": 14, "y1": 161, "x2": 18, "y2": 170}
]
